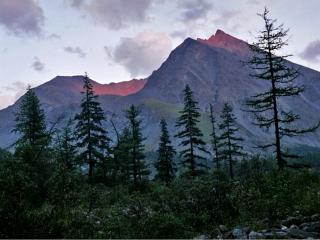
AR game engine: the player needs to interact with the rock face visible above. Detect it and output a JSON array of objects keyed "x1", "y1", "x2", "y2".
[
  {"x1": 1, "y1": 29, "x2": 320, "y2": 151},
  {"x1": 197, "y1": 29, "x2": 250, "y2": 55}
]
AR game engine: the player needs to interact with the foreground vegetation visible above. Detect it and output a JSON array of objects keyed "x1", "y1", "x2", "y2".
[{"x1": 1, "y1": 149, "x2": 320, "y2": 238}]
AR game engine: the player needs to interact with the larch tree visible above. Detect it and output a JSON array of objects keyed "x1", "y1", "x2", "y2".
[
  {"x1": 246, "y1": 8, "x2": 319, "y2": 168},
  {"x1": 154, "y1": 119, "x2": 176, "y2": 184},
  {"x1": 219, "y1": 103, "x2": 243, "y2": 179},
  {"x1": 125, "y1": 104, "x2": 149, "y2": 186},
  {"x1": 175, "y1": 84, "x2": 208, "y2": 177},
  {"x1": 209, "y1": 104, "x2": 220, "y2": 169},
  {"x1": 74, "y1": 73, "x2": 110, "y2": 183}
]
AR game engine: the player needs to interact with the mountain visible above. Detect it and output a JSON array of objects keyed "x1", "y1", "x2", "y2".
[{"x1": 1, "y1": 29, "x2": 320, "y2": 153}]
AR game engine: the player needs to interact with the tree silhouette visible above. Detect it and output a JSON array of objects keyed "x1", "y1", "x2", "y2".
[
  {"x1": 175, "y1": 85, "x2": 208, "y2": 177},
  {"x1": 13, "y1": 86, "x2": 47, "y2": 147},
  {"x1": 125, "y1": 104, "x2": 149, "y2": 185},
  {"x1": 219, "y1": 103, "x2": 243, "y2": 179},
  {"x1": 209, "y1": 104, "x2": 220, "y2": 169},
  {"x1": 74, "y1": 73, "x2": 110, "y2": 183},
  {"x1": 155, "y1": 119, "x2": 176, "y2": 184},
  {"x1": 246, "y1": 8, "x2": 319, "y2": 168}
]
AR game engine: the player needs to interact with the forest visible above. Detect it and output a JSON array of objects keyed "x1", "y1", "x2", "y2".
[{"x1": 0, "y1": 8, "x2": 320, "y2": 239}]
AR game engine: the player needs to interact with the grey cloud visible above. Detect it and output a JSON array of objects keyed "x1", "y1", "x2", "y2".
[
  {"x1": 48, "y1": 33, "x2": 61, "y2": 39},
  {"x1": 112, "y1": 30, "x2": 172, "y2": 77},
  {"x1": 170, "y1": 30, "x2": 188, "y2": 39},
  {"x1": 214, "y1": 10, "x2": 239, "y2": 26},
  {"x1": 300, "y1": 40, "x2": 320, "y2": 62},
  {"x1": 104, "y1": 46, "x2": 113, "y2": 59},
  {"x1": 68, "y1": 0, "x2": 152, "y2": 30},
  {"x1": 64, "y1": 46, "x2": 86, "y2": 58},
  {"x1": 0, "y1": 0, "x2": 45, "y2": 36},
  {"x1": 179, "y1": 0, "x2": 212, "y2": 22},
  {"x1": 32, "y1": 57, "x2": 45, "y2": 72},
  {"x1": 66, "y1": 0, "x2": 85, "y2": 8}
]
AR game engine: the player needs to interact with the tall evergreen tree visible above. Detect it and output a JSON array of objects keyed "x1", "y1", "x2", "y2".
[
  {"x1": 74, "y1": 73, "x2": 110, "y2": 183},
  {"x1": 49, "y1": 121, "x2": 81, "y2": 232},
  {"x1": 246, "y1": 8, "x2": 319, "y2": 168},
  {"x1": 13, "y1": 86, "x2": 48, "y2": 147},
  {"x1": 175, "y1": 84, "x2": 208, "y2": 177},
  {"x1": 126, "y1": 105, "x2": 149, "y2": 185},
  {"x1": 219, "y1": 103, "x2": 243, "y2": 179},
  {"x1": 154, "y1": 119, "x2": 176, "y2": 184},
  {"x1": 209, "y1": 104, "x2": 220, "y2": 169},
  {"x1": 56, "y1": 119, "x2": 77, "y2": 170},
  {"x1": 114, "y1": 127, "x2": 131, "y2": 183},
  {"x1": 8, "y1": 86, "x2": 52, "y2": 237}
]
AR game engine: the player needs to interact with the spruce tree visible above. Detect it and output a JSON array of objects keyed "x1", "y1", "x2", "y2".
[
  {"x1": 9, "y1": 86, "x2": 52, "y2": 236},
  {"x1": 114, "y1": 127, "x2": 131, "y2": 183},
  {"x1": 125, "y1": 105, "x2": 149, "y2": 185},
  {"x1": 175, "y1": 84, "x2": 208, "y2": 177},
  {"x1": 155, "y1": 119, "x2": 176, "y2": 184},
  {"x1": 13, "y1": 86, "x2": 48, "y2": 147},
  {"x1": 56, "y1": 119, "x2": 77, "y2": 170},
  {"x1": 50, "y1": 120, "x2": 80, "y2": 226},
  {"x1": 219, "y1": 103, "x2": 243, "y2": 179},
  {"x1": 209, "y1": 104, "x2": 220, "y2": 169},
  {"x1": 246, "y1": 8, "x2": 319, "y2": 168},
  {"x1": 74, "y1": 73, "x2": 110, "y2": 183}
]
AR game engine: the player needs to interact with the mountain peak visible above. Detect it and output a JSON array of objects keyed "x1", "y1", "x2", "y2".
[{"x1": 197, "y1": 29, "x2": 249, "y2": 55}]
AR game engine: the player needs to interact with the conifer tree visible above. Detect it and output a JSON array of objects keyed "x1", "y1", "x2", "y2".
[
  {"x1": 126, "y1": 104, "x2": 149, "y2": 185},
  {"x1": 246, "y1": 8, "x2": 319, "y2": 168},
  {"x1": 74, "y1": 73, "x2": 110, "y2": 183},
  {"x1": 219, "y1": 103, "x2": 243, "y2": 179},
  {"x1": 209, "y1": 104, "x2": 220, "y2": 169},
  {"x1": 13, "y1": 86, "x2": 48, "y2": 147},
  {"x1": 155, "y1": 119, "x2": 176, "y2": 184},
  {"x1": 56, "y1": 120, "x2": 77, "y2": 170},
  {"x1": 114, "y1": 127, "x2": 131, "y2": 183},
  {"x1": 175, "y1": 84, "x2": 208, "y2": 177},
  {"x1": 50, "y1": 120, "x2": 80, "y2": 223},
  {"x1": 10, "y1": 86, "x2": 52, "y2": 235}
]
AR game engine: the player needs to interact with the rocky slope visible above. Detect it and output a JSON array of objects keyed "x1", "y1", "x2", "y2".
[{"x1": 212, "y1": 214, "x2": 320, "y2": 239}]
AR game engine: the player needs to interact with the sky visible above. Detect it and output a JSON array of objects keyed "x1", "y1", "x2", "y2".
[{"x1": 0, "y1": 0, "x2": 320, "y2": 109}]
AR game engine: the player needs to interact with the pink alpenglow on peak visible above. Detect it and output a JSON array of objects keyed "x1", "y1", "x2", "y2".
[
  {"x1": 93, "y1": 78, "x2": 147, "y2": 96},
  {"x1": 197, "y1": 29, "x2": 249, "y2": 55}
]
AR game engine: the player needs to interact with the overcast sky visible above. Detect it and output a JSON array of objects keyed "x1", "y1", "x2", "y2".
[{"x1": 0, "y1": 0, "x2": 320, "y2": 109}]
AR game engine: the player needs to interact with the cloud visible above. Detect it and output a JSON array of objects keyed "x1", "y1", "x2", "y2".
[
  {"x1": 67, "y1": 0, "x2": 85, "y2": 8},
  {"x1": 170, "y1": 30, "x2": 188, "y2": 39},
  {"x1": 104, "y1": 46, "x2": 113, "y2": 59},
  {"x1": 48, "y1": 33, "x2": 61, "y2": 39},
  {"x1": 300, "y1": 40, "x2": 320, "y2": 62},
  {"x1": 112, "y1": 30, "x2": 172, "y2": 77},
  {"x1": 5, "y1": 81, "x2": 29, "y2": 97},
  {"x1": 68, "y1": 0, "x2": 152, "y2": 30},
  {"x1": 0, "y1": 95, "x2": 15, "y2": 109},
  {"x1": 214, "y1": 10, "x2": 239, "y2": 26},
  {"x1": 63, "y1": 46, "x2": 86, "y2": 58},
  {"x1": 172, "y1": 3, "x2": 240, "y2": 40},
  {"x1": 178, "y1": 0, "x2": 212, "y2": 22},
  {"x1": 32, "y1": 57, "x2": 45, "y2": 72},
  {"x1": 0, "y1": 0, "x2": 45, "y2": 36}
]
